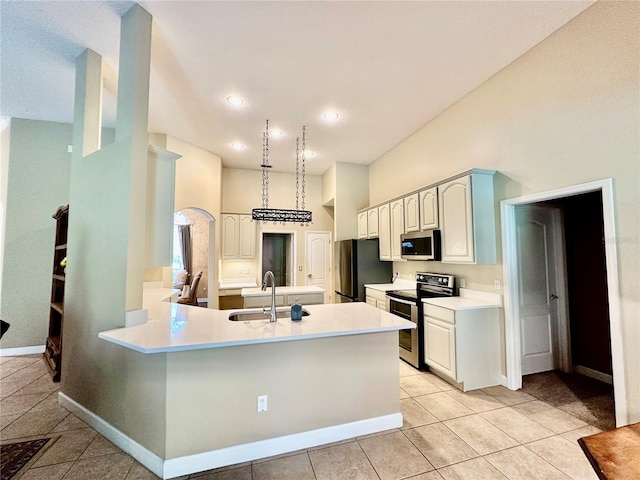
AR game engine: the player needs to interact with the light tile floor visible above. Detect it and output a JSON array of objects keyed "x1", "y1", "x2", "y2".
[{"x1": 0, "y1": 355, "x2": 602, "y2": 480}]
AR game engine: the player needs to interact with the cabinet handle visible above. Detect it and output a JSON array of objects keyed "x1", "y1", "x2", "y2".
[{"x1": 550, "y1": 294, "x2": 558, "y2": 300}]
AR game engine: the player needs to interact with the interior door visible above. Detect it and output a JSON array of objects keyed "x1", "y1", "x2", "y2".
[
  {"x1": 306, "y1": 232, "x2": 331, "y2": 303},
  {"x1": 516, "y1": 205, "x2": 561, "y2": 375},
  {"x1": 262, "y1": 233, "x2": 288, "y2": 286}
]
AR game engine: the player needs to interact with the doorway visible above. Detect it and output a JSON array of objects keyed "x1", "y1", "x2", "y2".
[
  {"x1": 305, "y1": 231, "x2": 332, "y2": 303},
  {"x1": 261, "y1": 233, "x2": 293, "y2": 287},
  {"x1": 173, "y1": 208, "x2": 216, "y2": 308},
  {"x1": 501, "y1": 179, "x2": 625, "y2": 426},
  {"x1": 515, "y1": 204, "x2": 568, "y2": 376}
]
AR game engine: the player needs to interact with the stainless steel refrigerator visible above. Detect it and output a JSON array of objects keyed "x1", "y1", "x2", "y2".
[{"x1": 335, "y1": 239, "x2": 393, "y2": 302}]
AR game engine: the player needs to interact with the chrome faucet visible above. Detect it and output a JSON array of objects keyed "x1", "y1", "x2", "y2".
[{"x1": 261, "y1": 270, "x2": 277, "y2": 322}]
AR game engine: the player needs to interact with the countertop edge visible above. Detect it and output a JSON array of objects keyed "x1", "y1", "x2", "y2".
[{"x1": 100, "y1": 324, "x2": 414, "y2": 354}]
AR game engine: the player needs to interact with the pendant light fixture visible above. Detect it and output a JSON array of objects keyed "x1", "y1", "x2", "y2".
[{"x1": 252, "y1": 119, "x2": 313, "y2": 225}]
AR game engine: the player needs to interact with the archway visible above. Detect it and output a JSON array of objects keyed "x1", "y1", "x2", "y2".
[{"x1": 173, "y1": 208, "x2": 216, "y2": 308}]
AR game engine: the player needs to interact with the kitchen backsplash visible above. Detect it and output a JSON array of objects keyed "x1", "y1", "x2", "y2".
[{"x1": 394, "y1": 261, "x2": 503, "y2": 293}]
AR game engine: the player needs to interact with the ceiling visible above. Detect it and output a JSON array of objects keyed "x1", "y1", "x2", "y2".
[{"x1": 0, "y1": 1, "x2": 595, "y2": 175}]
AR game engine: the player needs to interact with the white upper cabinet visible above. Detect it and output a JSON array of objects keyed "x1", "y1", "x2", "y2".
[
  {"x1": 419, "y1": 187, "x2": 438, "y2": 230},
  {"x1": 378, "y1": 204, "x2": 391, "y2": 261},
  {"x1": 390, "y1": 199, "x2": 405, "y2": 261},
  {"x1": 367, "y1": 208, "x2": 379, "y2": 238},
  {"x1": 403, "y1": 193, "x2": 420, "y2": 233},
  {"x1": 222, "y1": 214, "x2": 256, "y2": 260},
  {"x1": 238, "y1": 215, "x2": 256, "y2": 258},
  {"x1": 438, "y1": 171, "x2": 496, "y2": 264},
  {"x1": 357, "y1": 211, "x2": 368, "y2": 239}
]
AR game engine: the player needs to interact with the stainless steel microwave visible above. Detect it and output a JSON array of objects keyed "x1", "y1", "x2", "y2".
[{"x1": 400, "y1": 230, "x2": 441, "y2": 261}]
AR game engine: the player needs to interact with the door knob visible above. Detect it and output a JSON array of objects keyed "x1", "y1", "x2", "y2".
[
  {"x1": 307, "y1": 274, "x2": 312, "y2": 278},
  {"x1": 550, "y1": 294, "x2": 558, "y2": 300}
]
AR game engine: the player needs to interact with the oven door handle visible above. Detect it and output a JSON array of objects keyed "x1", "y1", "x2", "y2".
[{"x1": 385, "y1": 295, "x2": 416, "y2": 306}]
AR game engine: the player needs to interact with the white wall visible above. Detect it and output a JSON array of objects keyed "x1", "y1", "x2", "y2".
[
  {"x1": 0, "y1": 119, "x2": 72, "y2": 349},
  {"x1": 0, "y1": 117, "x2": 11, "y2": 312},
  {"x1": 368, "y1": 2, "x2": 639, "y2": 422},
  {"x1": 221, "y1": 168, "x2": 333, "y2": 286}
]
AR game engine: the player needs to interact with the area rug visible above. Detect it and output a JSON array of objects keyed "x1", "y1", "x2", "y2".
[
  {"x1": 522, "y1": 370, "x2": 615, "y2": 431},
  {"x1": 0, "y1": 438, "x2": 50, "y2": 480}
]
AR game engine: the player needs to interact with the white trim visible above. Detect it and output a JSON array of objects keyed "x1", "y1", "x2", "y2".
[
  {"x1": 58, "y1": 391, "x2": 401, "y2": 480},
  {"x1": 500, "y1": 375, "x2": 508, "y2": 387},
  {"x1": 501, "y1": 178, "x2": 626, "y2": 426},
  {"x1": 0, "y1": 345, "x2": 45, "y2": 356},
  {"x1": 552, "y1": 208, "x2": 572, "y2": 374},
  {"x1": 58, "y1": 392, "x2": 165, "y2": 477},
  {"x1": 258, "y1": 229, "x2": 297, "y2": 286},
  {"x1": 164, "y1": 413, "x2": 401, "y2": 479},
  {"x1": 575, "y1": 365, "x2": 613, "y2": 385}
]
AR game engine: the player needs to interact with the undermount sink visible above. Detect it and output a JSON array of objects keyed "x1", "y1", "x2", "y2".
[{"x1": 228, "y1": 308, "x2": 310, "y2": 322}]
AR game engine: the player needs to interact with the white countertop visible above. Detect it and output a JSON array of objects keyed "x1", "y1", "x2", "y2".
[
  {"x1": 219, "y1": 278, "x2": 258, "y2": 290},
  {"x1": 364, "y1": 279, "x2": 416, "y2": 292},
  {"x1": 423, "y1": 288, "x2": 502, "y2": 310},
  {"x1": 99, "y1": 302, "x2": 413, "y2": 354},
  {"x1": 241, "y1": 285, "x2": 325, "y2": 297}
]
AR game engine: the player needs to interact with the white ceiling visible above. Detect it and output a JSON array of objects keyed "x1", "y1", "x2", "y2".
[{"x1": 0, "y1": 1, "x2": 595, "y2": 175}]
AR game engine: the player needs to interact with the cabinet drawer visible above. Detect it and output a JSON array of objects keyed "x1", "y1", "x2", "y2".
[
  {"x1": 243, "y1": 295, "x2": 285, "y2": 308},
  {"x1": 423, "y1": 303, "x2": 455, "y2": 323},
  {"x1": 285, "y1": 293, "x2": 324, "y2": 305}
]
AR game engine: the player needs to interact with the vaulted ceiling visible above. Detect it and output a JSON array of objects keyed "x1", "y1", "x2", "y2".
[{"x1": 0, "y1": 1, "x2": 595, "y2": 174}]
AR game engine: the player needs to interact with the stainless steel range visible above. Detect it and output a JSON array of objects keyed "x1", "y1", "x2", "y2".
[{"x1": 386, "y1": 273, "x2": 456, "y2": 369}]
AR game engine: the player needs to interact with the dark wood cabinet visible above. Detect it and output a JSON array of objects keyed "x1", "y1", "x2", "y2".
[{"x1": 44, "y1": 205, "x2": 68, "y2": 382}]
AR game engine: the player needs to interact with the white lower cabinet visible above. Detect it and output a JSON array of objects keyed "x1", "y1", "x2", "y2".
[
  {"x1": 244, "y1": 292, "x2": 324, "y2": 309},
  {"x1": 425, "y1": 316, "x2": 456, "y2": 380},
  {"x1": 365, "y1": 288, "x2": 387, "y2": 311},
  {"x1": 285, "y1": 293, "x2": 324, "y2": 305},
  {"x1": 423, "y1": 303, "x2": 500, "y2": 391}
]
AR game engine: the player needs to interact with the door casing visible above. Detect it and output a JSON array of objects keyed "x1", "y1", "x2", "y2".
[{"x1": 501, "y1": 178, "x2": 625, "y2": 426}]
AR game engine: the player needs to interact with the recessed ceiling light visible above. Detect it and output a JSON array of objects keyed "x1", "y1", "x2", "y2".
[
  {"x1": 323, "y1": 111, "x2": 339, "y2": 121},
  {"x1": 226, "y1": 95, "x2": 244, "y2": 106},
  {"x1": 271, "y1": 129, "x2": 284, "y2": 137},
  {"x1": 304, "y1": 150, "x2": 316, "y2": 158},
  {"x1": 231, "y1": 143, "x2": 245, "y2": 150}
]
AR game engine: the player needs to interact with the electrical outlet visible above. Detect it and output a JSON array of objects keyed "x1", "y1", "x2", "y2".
[
  {"x1": 66, "y1": 145, "x2": 73, "y2": 153},
  {"x1": 459, "y1": 278, "x2": 466, "y2": 288},
  {"x1": 257, "y1": 394, "x2": 268, "y2": 413},
  {"x1": 494, "y1": 280, "x2": 501, "y2": 290}
]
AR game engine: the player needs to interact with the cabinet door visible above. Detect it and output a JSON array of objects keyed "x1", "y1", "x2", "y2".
[
  {"x1": 404, "y1": 193, "x2": 420, "y2": 233},
  {"x1": 365, "y1": 296, "x2": 377, "y2": 307},
  {"x1": 358, "y1": 212, "x2": 368, "y2": 239},
  {"x1": 390, "y1": 199, "x2": 405, "y2": 261},
  {"x1": 367, "y1": 208, "x2": 379, "y2": 238},
  {"x1": 419, "y1": 187, "x2": 438, "y2": 230},
  {"x1": 378, "y1": 204, "x2": 391, "y2": 261},
  {"x1": 439, "y1": 176, "x2": 474, "y2": 263},
  {"x1": 238, "y1": 215, "x2": 256, "y2": 258},
  {"x1": 376, "y1": 299, "x2": 387, "y2": 311},
  {"x1": 425, "y1": 317, "x2": 456, "y2": 379},
  {"x1": 222, "y1": 214, "x2": 239, "y2": 259}
]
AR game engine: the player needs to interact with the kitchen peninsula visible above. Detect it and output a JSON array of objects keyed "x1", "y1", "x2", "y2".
[{"x1": 91, "y1": 302, "x2": 413, "y2": 479}]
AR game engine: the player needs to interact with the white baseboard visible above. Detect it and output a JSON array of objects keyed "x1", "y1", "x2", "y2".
[
  {"x1": 163, "y1": 413, "x2": 402, "y2": 479},
  {"x1": 0, "y1": 345, "x2": 45, "y2": 357},
  {"x1": 575, "y1": 364, "x2": 613, "y2": 385},
  {"x1": 58, "y1": 393, "x2": 165, "y2": 477},
  {"x1": 58, "y1": 391, "x2": 401, "y2": 480}
]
